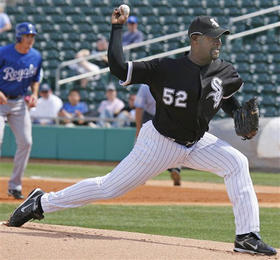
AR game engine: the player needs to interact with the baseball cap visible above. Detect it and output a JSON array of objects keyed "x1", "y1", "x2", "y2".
[
  {"x1": 127, "y1": 16, "x2": 138, "y2": 24},
  {"x1": 188, "y1": 16, "x2": 230, "y2": 38},
  {"x1": 40, "y1": 83, "x2": 50, "y2": 92},
  {"x1": 106, "y1": 83, "x2": 116, "y2": 91}
]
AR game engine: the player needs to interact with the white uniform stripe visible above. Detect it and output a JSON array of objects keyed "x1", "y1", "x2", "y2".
[
  {"x1": 41, "y1": 121, "x2": 188, "y2": 212},
  {"x1": 182, "y1": 132, "x2": 259, "y2": 234},
  {"x1": 187, "y1": 135, "x2": 249, "y2": 233},
  {"x1": 41, "y1": 123, "x2": 260, "y2": 235}
]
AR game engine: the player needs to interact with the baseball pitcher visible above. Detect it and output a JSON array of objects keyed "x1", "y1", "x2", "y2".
[{"x1": 7, "y1": 8, "x2": 276, "y2": 257}]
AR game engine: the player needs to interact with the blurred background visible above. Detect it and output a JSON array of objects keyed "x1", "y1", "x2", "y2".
[{"x1": 0, "y1": 0, "x2": 279, "y2": 169}]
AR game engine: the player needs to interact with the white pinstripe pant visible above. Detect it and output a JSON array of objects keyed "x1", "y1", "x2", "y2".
[{"x1": 41, "y1": 120, "x2": 259, "y2": 235}]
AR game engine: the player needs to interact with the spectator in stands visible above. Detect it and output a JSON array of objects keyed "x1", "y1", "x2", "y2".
[
  {"x1": 91, "y1": 36, "x2": 109, "y2": 68},
  {"x1": 59, "y1": 89, "x2": 90, "y2": 127},
  {"x1": 70, "y1": 37, "x2": 109, "y2": 88},
  {"x1": 0, "y1": 4, "x2": 11, "y2": 34},
  {"x1": 114, "y1": 93, "x2": 136, "y2": 127},
  {"x1": 69, "y1": 49, "x2": 100, "y2": 88},
  {"x1": 122, "y1": 16, "x2": 144, "y2": 46},
  {"x1": 30, "y1": 83, "x2": 62, "y2": 125},
  {"x1": 97, "y1": 83, "x2": 125, "y2": 127}
]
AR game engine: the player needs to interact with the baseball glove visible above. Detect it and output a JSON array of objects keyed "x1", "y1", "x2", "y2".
[{"x1": 234, "y1": 97, "x2": 259, "y2": 140}]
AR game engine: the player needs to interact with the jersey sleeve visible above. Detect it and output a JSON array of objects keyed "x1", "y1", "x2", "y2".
[
  {"x1": 108, "y1": 24, "x2": 160, "y2": 87},
  {"x1": 121, "y1": 59, "x2": 160, "y2": 86},
  {"x1": 222, "y1": 65, "x2": 243, "y2": 99},
  {"x1": 221, "y1": 96, "x2": 241, "y2": 117}
]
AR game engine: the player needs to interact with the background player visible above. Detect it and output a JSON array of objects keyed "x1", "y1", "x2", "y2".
[
  {"x1": 7, "y1": 9, "x2": 276, "y2": 256},
  {"x1": 135, "y1": 84, "x2": 182, "y2": 186},
  {"x1": 0, "y1": 22, "x2": 42, "y2": 199}
]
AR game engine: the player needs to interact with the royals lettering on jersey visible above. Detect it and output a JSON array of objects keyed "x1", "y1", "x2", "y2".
[
  {"x1": 0, "y1": 43, "x2": 42, "y2": 96},
  {"x1": 3, "y1": 64, "x2": 38, "y2": 82}
]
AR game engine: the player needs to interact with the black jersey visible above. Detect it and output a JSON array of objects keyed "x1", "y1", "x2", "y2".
[{"x1": 108, "y1": 25, "x2": 242, "y2": 143}]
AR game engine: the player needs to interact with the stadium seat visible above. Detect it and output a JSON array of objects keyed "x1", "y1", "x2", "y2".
[
  {"x1": 61, "y1": 50, "x2": 76, "y2": 60},
  {"x1": 32, "y1": 0, "x2": 49, "y2": 6},
  {"x1": 223, "y1": 0, "x2": 237, "y2": 8},
  {"x1": 209, "y1": 7, "x2": 224, "y2": 16},
  {"x1": 71, "y1": 0, "x2": 89, "y2": 7},
  {"x1": 6, "y1": 0, "x2": 279, "y2": 117},
  {"x1": 80, "y1": 6, "x2": 101, "y2": 16},
  {"x1": 237, "y1": 63, "x2": 250, "y2": 73},
  {"x1": 259, "y1": 0, "x2": 275, "y2": 7},
  {"x1": 94, "y1": 91, "x2": 106, "y2": 102},
  {"x1": 100, "y1": 6, "x2": 113, "y2": 16},
  {"x1": 138, "y1": 6, "x2": 155, "y2": 16},
  {"x1": 149, "y1": 0, "x2": 168, "y2": 6},
  {"x1": 6, "y1": 6, "x2": 22, "y2": 15},
  {"x1": 63, "y1": 6, "x2": 81, "y2": 15},
  {"x1": 77, "y1": 24, "x2": 92, "y2": 33},
  {"x1": 24, "y1": 6, "x2": 39, "y2": 15},
  {"x1": 231, "y1": 39, "x2": 245, "y2": 53},
  {"x1": 133, "y1": 0, "x2": 150, "y2": 7},
  {"x1": 58, "y1": 23, "x2": 74, "y2": 33},
  {"x1": 243, "y1": 83, "x2": 257, "y2": 94},
  {"x1": 157, "y1": 6, "x2": 171, "y2": 16},
  {"x1": 44, "y1": 6, "x2": 61, "y2": 15}
]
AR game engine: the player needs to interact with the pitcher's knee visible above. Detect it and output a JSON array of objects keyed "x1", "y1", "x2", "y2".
[
  {"x1": 237, "y1": 152, "x2": 249, "y2": 171},
  {"x1": 102, "y1": 186, "x2": 124, "y2": 199},
  {"x1": 98, "y1": 179, "x2": 126, "y2": 199},
  {"x1": 230, "y1": 151, "x2": 249, "y2": 176}
]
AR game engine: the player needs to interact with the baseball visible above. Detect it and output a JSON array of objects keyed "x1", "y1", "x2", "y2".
[{"x1": 119, "y1": 4, "x2": 130, "y2": 16}]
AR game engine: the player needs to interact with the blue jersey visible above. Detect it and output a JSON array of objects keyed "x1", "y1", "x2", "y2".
[
  {"x1": 63, "y1": 102, "x2": 88, "y2": 115},
  {"x1": 0, "y1": 43, "x2": 42, "y2": 96}
]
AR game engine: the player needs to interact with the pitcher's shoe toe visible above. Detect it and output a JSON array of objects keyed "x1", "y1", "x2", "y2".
[
  {"x1": 7, "y1": 188, "x2": 45, "y2": 227},
  {"x1": 234, "y1": 232, "x2": 277, "y2": 256}
]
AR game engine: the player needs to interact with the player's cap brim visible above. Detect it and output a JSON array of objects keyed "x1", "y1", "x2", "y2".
[{"x1": 204, "y1": 28, "x2": 230, "y2": 38}]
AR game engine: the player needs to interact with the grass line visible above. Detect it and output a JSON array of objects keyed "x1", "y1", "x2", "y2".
[
  {"x1": 1, "y1": 204, "x2": 279, "y2": 248},
  {"x1": 0, "y1": 162, "x2": 279, "y2": 186}
]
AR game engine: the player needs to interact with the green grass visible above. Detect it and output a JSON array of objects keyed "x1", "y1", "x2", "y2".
[
  {"x1": 1, "y1": 204, "x2": 279, "y2": 248},
  {"x1": 0, "y1": 162, "x2": 279, "y2": 186}
]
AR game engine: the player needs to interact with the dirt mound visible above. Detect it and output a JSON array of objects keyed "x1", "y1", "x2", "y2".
[{"x1": 1, "y1": 223, "x2": 278, "y2": 260}]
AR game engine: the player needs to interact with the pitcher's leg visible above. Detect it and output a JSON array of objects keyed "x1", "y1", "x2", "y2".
[
  {"x1": 183, "y1": 132, "x2": 259, "y2": 235},
  {"x1": 8, "y1": 102, "x2": 32, "y2": 191},
  {"x1": 41, "y1": 121, "x2": 186, "y2": 212}
]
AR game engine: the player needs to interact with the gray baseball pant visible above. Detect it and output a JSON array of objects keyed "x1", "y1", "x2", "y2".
[{"x1": 0, "y1": 98, "x2": 32, "y2": 191}]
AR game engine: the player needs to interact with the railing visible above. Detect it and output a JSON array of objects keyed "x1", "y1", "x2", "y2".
[
  {"x1": 55, "y1": 30, "x2": 189, "y2": 87},
  {"x1": 55, "y1": 5, "x2": 280, "y2": 92},
  {"x1": 229, "y1": 5, "x2": 280, "y2": 24},
  {"x1": 30, "y1": 115, "x2": 135, "y2": 127}
]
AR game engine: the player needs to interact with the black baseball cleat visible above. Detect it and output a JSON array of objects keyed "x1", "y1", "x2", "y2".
[
  {"x1": 8, "y1": 189, "x2": 24, "y2": 199},
  {"x1": 234, "y1": 232, "x2": 277, "y2": 255},
  {"x1": 7, "y1": 188, "x2": 45, "y2": 227}
]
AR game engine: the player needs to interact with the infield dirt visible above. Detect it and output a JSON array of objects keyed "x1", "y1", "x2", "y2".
[
  {"x1": 0, "y1": 177, "x2": 279, "y2": 206},
  {"x1": 0, "y1": 177, "x2": 279, "y2": 260}
]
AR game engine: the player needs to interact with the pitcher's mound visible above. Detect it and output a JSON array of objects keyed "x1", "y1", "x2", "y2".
[{"x1": 1, "y1": 223, "x2": 278, "y2": 260}]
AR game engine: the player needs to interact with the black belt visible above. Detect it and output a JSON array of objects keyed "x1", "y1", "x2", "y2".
[
  {"x1": 166, "y1": 136, "x2": 196, "y2": 148},
  {"x1": 174, "y1": 139, "x2": 196, "y2": 148},
  {"x1": 5, "y1": 95, "x2": 22, "y2": 100}
]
